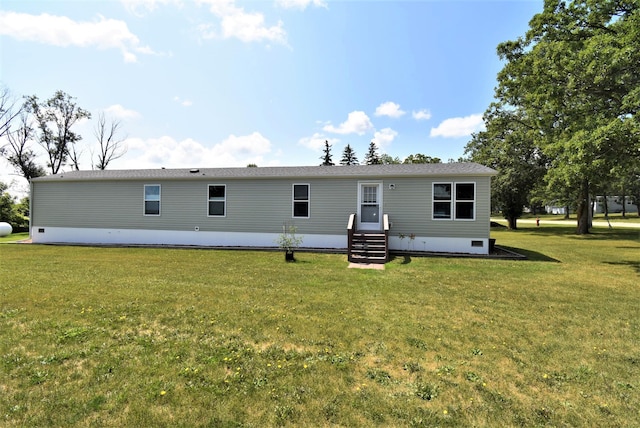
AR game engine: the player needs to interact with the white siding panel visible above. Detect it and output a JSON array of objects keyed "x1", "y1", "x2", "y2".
[
  {"x1": 30, "y1": 226, "x2": 346, "y2": 249},
  {"x1": 31, "y1": 226, "x2": 488, "y2": 254}
]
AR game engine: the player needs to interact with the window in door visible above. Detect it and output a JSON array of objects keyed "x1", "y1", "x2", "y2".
[{"x1": 361, "y1": 184, "x2": 379, "y2": 223}]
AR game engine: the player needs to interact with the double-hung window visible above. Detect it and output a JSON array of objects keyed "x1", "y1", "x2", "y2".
[
  {"x1": 455, "y1": 183, "x2": 475, "y2": 220},
  {"x1": 432, "y1": 182, "x2": 475, "y2": 220},
  {"x1": 433, "y1": 183, "x2": 452, "y2": 219},
  {"x1": 293, "y1": 184, "x2": 310, "y2": 218},
  {"x1": 144, "y1": 185, "x2": 161, "y2": 216},
  {"x1": 208, "y1": 185, "x2": 226, "y2": 217}
]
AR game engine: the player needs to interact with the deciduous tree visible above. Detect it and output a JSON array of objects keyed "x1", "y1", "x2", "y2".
[
  {"x1": 466, "y1": 106, "x2": 547, "y2": 229},
  {"x1": 403, "y1": 153, "x2": 442, "y2": 164},
  {"x1": 93, "y1": 113, "x2": 127, "y2": 170},
  {"x1": 380, "y1": 154, "x2": 401, "y2": 164},
  {"x1": 2, "y1": 111, "x2": 46, "y2": 181},
  {"x1": 492, "y1": 0, "x2": 640, "y2": 234},
  {"x1": 25, "y1": 91, "x2": 91, "y2": 174},
  {"x1": 0, "y1": 85, "x2": 22, "y2": 139}
]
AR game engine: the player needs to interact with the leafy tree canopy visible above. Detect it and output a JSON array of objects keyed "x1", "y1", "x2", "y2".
[
  {"x1": 403, "y1": 153, "x2": 442, "y2": 164},
  {"x1": 25, "y1": 90, "x2": 91, "y2": 174},
  {"x1": 473, "y1": 0, "x2": 640, "y2": 233}
]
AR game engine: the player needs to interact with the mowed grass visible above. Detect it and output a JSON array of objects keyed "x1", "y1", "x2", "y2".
[
  {"x1": 1, "y1": 225, "x2": 639, "y2": 427},
  {"x1": 0, "y1": 232, "x2": 29, "y2": 243}
]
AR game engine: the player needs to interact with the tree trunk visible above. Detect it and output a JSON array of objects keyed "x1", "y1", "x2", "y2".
[
  {"x1": 506, "y1": 216, "x2": 518, "y2": 230},
  {"x1": 564, "y1": 206, "x2": 570, "y2": 220},
  {"x1": 576, "y1": 179, "x2": 591, "y2": 234},
  {"x1": 621, "y1": 187, "x2": 627, "y2": 218}
]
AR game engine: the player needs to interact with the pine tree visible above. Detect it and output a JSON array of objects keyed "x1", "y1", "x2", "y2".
[
  {"x1": 340, "y1": 144, "x2": 358, "y2": 165},
  {"x1": 363, "y1": 141, "x2": 381, "y2": 165},
  {"x1": 319, "y1": 140, "x2": 334, "y2": 166}
]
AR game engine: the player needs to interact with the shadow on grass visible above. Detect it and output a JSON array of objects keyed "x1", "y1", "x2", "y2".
[
  {"x1": 496, "y1": 226, "x2": 639, "y2": 242},
  {"x1": 604, "y1": 260, "x2": 640, "y2": 275},
  {"x1": 497, "y1": 245, "x2": 561, "y2": 263},
  {"x1": 388, "y1": 255, "x2": 412, "y2": 264},
  {"x1": 579, "y1": 230, "x2": 640, "y2": 242}
]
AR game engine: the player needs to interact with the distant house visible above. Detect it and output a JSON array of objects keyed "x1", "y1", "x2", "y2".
[
  {"x1": 547, "y1": 196, "x2": 639, "y2": 216},
  {"x1": 593, "y1": 196, "x2": 638, "y2": 214},
  {"x1": 30, "y1": 163, "x2": 497, "y2": 262}
]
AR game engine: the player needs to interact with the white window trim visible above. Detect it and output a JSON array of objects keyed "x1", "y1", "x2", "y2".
[
  {"x1": 143, "y1": 184, "x2": 161, "y2": 216},
  {"x1": 432, "y1": 182, "x2": 476, "y2": 221},
  {"x1": 208, "y1": 184, "x2": 227, "y2": 218},
  {"x1": 454, "y1": 182, "x2": 476, "y2": 221},
  {"x1": 432, "y1": 182, "x2": 452, "y2": 221},
  {"x1": 292, "y1": 183, "x2": 310, "y2": 219}
]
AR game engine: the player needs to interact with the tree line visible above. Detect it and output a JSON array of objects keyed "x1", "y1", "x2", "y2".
[
  {"x1": 465, "y1": 0, "x2": 640, "y2": 232},
  {"x1": 1, "y1": 87, "x2": 128, "y2": 229},
  {"x1": 0, "y1": 87, "x2": 127, "y2": 183},
  {"x1": 319, "y1": 140, "x2": 443, "y2": 166}
]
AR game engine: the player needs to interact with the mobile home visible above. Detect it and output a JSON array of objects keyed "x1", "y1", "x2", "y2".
[{"x1": 30, "y1": 163, "x2": 497, "y2": 261}]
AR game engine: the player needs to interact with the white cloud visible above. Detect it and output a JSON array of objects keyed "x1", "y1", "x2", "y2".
[
  {"x1": 298, "y1": 133, "x2": 338, "y2": 151},
  {"x1": 0, "y1": 11, "x2": 156, "y2": 63},
  {"x1": 114, "y1": 132, "x2": 272, "y2": 169},
  {"x1": 276, "y1": 0, "x2": 327, "y2": 10},
  {"x1": 218, "y1": 132, "x2": 272, "y2": 156},
  {"x1": 323, "y1": 111, "x2": 373, "y2": 135},
  {"x1": 121, "y1": 0, "x2": 181, "y2": 15},
  {"x1": 430, "y1": 114, "x2": 485, "y2": 138},
  {"x1": 372, "y1": 128, "x2": 398, "y2": 151},
  {"x1": 104, "y1": 104, "x2": 141, "y2": 120},
  {"x1": 196, "y1": 0, "x2": 287, "y2": 45},
  {"x1": 412, "y1": 109, "x2": 432, "y2": 121},
  {"x1": 374, "y1": 101, "x2": 405, "y2": 118},
  {"x1": 173, "y1": 96, "x2": 193, "y2": 107}
]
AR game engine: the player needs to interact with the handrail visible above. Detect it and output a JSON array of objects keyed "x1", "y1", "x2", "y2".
[
  {"x1": 382, "y1": 214, "x2": 389, "y2": 262},
  {"x1": 347, "y1": 213, "x2": 356, "y2": 231},
  {"x1": 347, "y1": 213, "x2": 356, "y2": 262}
]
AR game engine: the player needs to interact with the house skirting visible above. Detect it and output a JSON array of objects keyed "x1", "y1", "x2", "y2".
[
  {"x1": 387, "y1": 236, "x2": 489, "y2": 255},
  {"x1": 30, "y1": 226, "x2": 346, "y2": 249},
  {"x1": 30, "y1": 227, "x2": 489, "y2": 255}
]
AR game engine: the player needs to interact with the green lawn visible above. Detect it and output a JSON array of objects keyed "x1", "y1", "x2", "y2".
[
  {"x1": 1, "y1": 226, "x2": 639, "y2": 427},
  {"x1": 513, "y1": 212, "x2": 640, "y2": 224},
  {"x1": 0, "y1": 232, "x2": 29, "y2": 243}
]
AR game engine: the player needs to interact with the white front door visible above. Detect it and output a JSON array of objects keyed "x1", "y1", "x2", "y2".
[{"x1": 357, "y1": 182, "x2": 382, "y2": 230}]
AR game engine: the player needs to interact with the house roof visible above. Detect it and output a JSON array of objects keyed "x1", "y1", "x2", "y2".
[{"x1": 32, "y1": 162, "x2": 497, "y2": 182}]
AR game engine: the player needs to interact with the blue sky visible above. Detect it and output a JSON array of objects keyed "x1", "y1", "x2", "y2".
[{"x1": 1, "y1": 0, "x2": 542, "y2": 194}]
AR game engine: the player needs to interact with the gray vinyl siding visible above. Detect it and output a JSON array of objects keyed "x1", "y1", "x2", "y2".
[
  {"x1": 380, "y1": 176, "x2": 491, "y2": 238},
  {"x1": 32, "y1": 178, "x2": 357, "y2": 235},
  {"x1": 32, "y1": 175, "x2": 491, "y2": 239}
]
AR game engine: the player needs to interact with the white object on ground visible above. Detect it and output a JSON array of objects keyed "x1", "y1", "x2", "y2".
[{"x1": 0, "y1": 222, "x2": 12, "y2": 237}]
